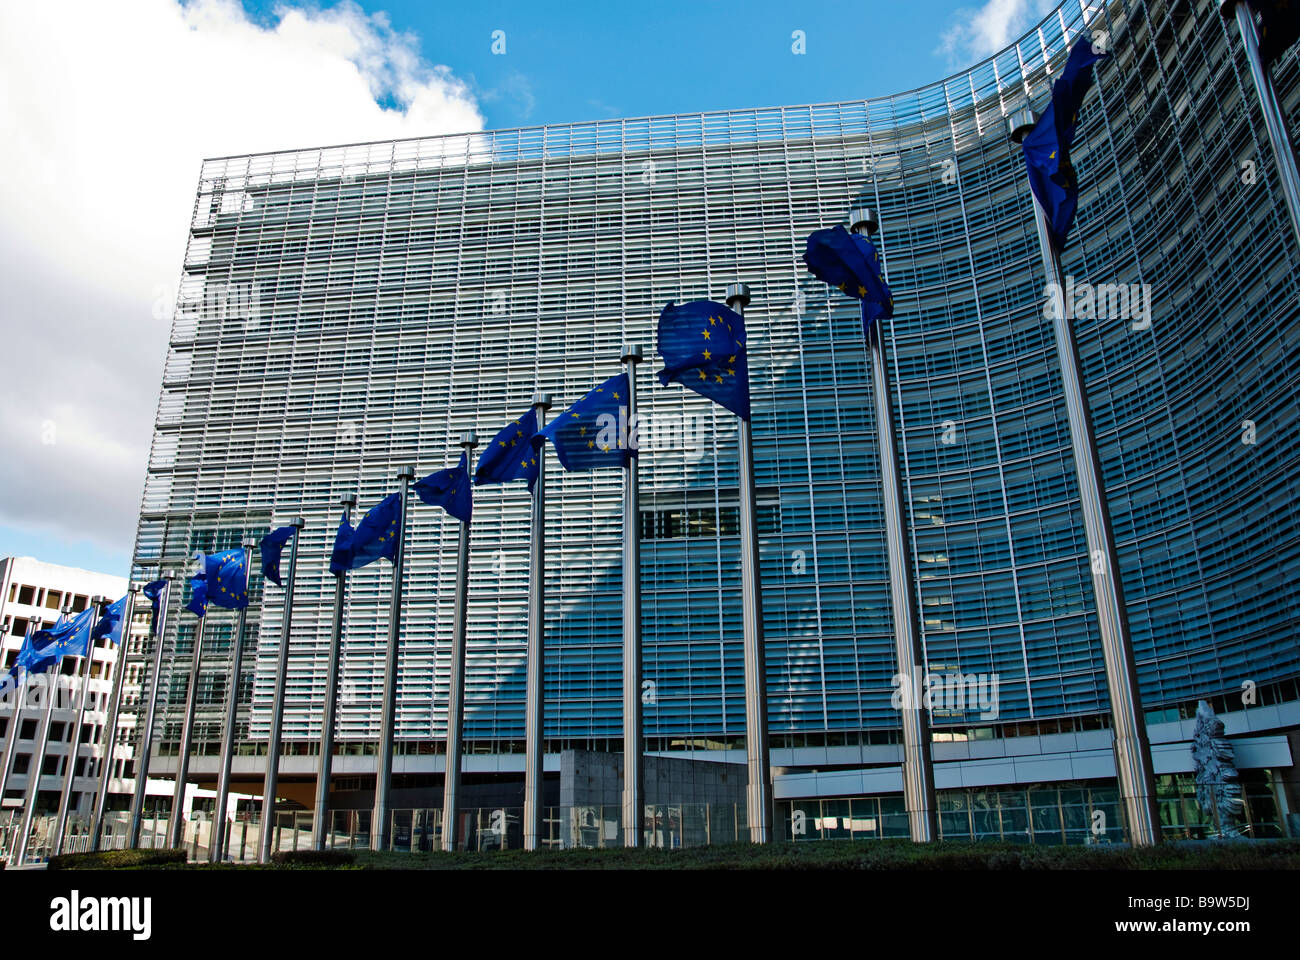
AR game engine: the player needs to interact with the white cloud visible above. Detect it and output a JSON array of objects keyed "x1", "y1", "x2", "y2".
[
  {"x1": 0, "y1": 1, "x2": 482, "y2": 562},
  {"x1": 936, "y1": 0, "x2": 1058, "y2": 69}
]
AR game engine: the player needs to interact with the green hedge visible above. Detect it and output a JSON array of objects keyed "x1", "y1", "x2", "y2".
[
  {"x1": 269, "y1": 849, "x2": 356, "y2": 868},
  {"x1": 46, "y1": 848, "x2": 189, "y2": 871},
  {"x1": 349, "y1": 838, "x2": 1300, "y2": 871}
]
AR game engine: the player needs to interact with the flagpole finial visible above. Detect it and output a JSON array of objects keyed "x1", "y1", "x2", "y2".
[
  {"x1": 621, "y1": 343, "x2": 644, "y2": 364},
  {"x1": 128, "y1": 583, "x2": 140, "y2": 594},
  {"x1": 725, "y1": 283, "x2": 751, "y2": 309},
  {"x1": 291, "y1": 517, "x2": 306, "y2": 530},
  {"x1": 340, "y1": 494, "x2": 358, "y2": 508},
  {"x1": 849, "y1": 207, "x2": 879, "y2": 235},
  {"x1": 1007, "y1": 108, "x2": 1038, "y2": 144},
  {"x1": 61, "y1": 605, "x2": 71, "y2": 615},
  {"x1": 91, "y1": 595, "x2": 105, "y2": 606},
  {"x1": 459, "y1": 431, "x2": 479, "y2": 450},
  {"x1": 396, "y1": 465, "x2": 416, "y2": 481},
  {"x1": 242, "y1": 537, "x2": 258, "y2": 550},
  {"x1": 531, "y1": 392, "x2": 552, "y2": 411}
]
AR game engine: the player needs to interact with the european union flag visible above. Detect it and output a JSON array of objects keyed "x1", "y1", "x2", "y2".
[
  {"x1": 92, "y1": 595, "x2": 128, "y2": 644},
  {"x1": 3, "y1": 623, "x2": 45, "y2": 693},
  {"x1": 185, "y1": 549, "x2": 250, "y2": 617},
  {"x1": 802, "y1": 225, "x2": 895, "y2": 336},
  {"x1": 142, "y1": 578, "x2": 167, "y2": 634},
  {"x1": 536, "y1": 374, "x2": 635, "y2": 471},
  {"x1": 185, "y1": 572, "x2": 208, "y2": 618},
  {"x1": 416, "y1": 453, "x2": 473, "y2": 523},
  {"x1": 206, "y1": 548, "x2": 250, "y2": 610},
  {"x1": 260, "y1": 525, "x2": 298, "y2": 587},
  {"x1": 657, "y1": 300, "x2": 751, "y2": 420},
  {"x1": 30, "y1": 606, "x2": 96, "y2": 663},
  {"x1": 329, "y1": 512, "x2": 354, "y2": 575},
  {"x1": 1022, "y1": 37, "x2": 1109, "y2": 249},
  {"x1": 348, "y1": 494, "x2": 402, "y2": 569},
  {"x1": 1256, "y1": 0, "x2": 1300, "y2": 67},
  {"x1": 476, "y1": 408, "x2": 541, "y2": 491}
]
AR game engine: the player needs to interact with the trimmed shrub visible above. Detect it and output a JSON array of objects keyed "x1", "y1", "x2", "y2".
[
  {"x1": 269, "y1": 849, "x2": 356, "y2": 868},
  {"x1": 46, "y1": 848, "x2": 189, "y2": 871}
]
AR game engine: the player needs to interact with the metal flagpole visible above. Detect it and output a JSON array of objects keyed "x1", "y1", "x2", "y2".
[
  {"x1": 91, "y1": 584, "x2": 138, "y2": 851},
  {"x1": 14, "y1": 604, "x2": 72, "y2": 865},
  {"x1": 169, "y1": 577, "x2": 208, "y2": 849},
  {"x1": 52, "y1": 596, "x2": 107, "y2": 856},
  {"x1": 1222, "y1": 0, "x2": 1300, "y2": 250},
  {"x1": 259, "y1": 517, "x2": 305, "y2": 863},
  {"x1": 524, "y1": 395, "x2": 552, "y2": 851},
  {"x1": 314, "y1": 496, "x2": 354, "y2": 850},
  {"x1": 621, "y1": 343, "x2": 645, "y2": 848},
  {"x1": 372, "y1": 466, "x2": 415, "y2": 852},
  {"x1": 850, "y1": 207, "x2": 939, "y2": 843},
  {"x1": 0, "y1": 621, "x2": 38, "y2": 804},
  {"x1": 1009, "y1": 113, "x2": 1160, "y2": 846},
  {"x1": 441, "y1": 432, "x2": 478, "y2": 852},
  {"x1": 129, "y1": 573, "x2": 173, "y2": 848},
  {"x1": 210, "y1": 538, "x2": 256, "y2": 862},
  {"x1": 724, "y1": 283, "x2": 773, "y2": 844}
]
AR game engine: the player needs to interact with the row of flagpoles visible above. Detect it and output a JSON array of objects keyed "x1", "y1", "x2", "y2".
[{"x1": 5, "y1": 12, "x2": 1297, "y2": 860}]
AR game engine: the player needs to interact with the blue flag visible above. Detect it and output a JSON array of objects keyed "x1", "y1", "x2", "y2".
[
  {"x1": 205, "y1": 549, "x2": 250, "y2": 610},
  {"x1": 802, "y1": 225, "x2": 895, "y2": 336},
  {"x1": 348, "y1": 494, "x2": 402, "y2": 569},
  {"x1": 329, "y1": 512, "x2": 354, "y2": 575},
  {"x1": 536, "y1": 373, "x2": 636, "y2": 471},
  {"x1": 2, "y1": 622, "x2": 42, "y2": 695},
  {"x1": 92, "y1": 595, "x2": 128, "y2": 644},
  {"x1": 185, "y1": 573, "x2": 208, "y2": 618},
  {"x1": 29, "y1": 606, "x2": 96, "y2": 663},
  {"x1": 416, "y1": 453, "x2": 474, "y2": 523},
  {"x1": 476, "y1": 408, "x2": 541, "y2": 491},
  {"x1": 260, "y1": 525, "x2": 298, "y2": 587},
  {"x1": 185, "y1": 548, "x2": 250, "y2": 617},
  {"x1": 143, "y1": 579, "x2": 167, "y2": 634},
  {"x1": 657, "y1": 300, "x2": 751, "y2": 420},
  {"x1": 8, "y1": 608, "x2": 77, "y2": 685},
  {"x1": 1022, "y1": 37, "x2": 1109, "y2": 249}
]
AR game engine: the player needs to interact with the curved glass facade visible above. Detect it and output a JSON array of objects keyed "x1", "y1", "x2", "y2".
[{"x1": 129, "y1": 0, "x2": 1300, "y2": 762}]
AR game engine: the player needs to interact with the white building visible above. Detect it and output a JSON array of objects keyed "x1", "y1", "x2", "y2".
[{"x1": 0, "y1": 557, "x2": 131, "y2": 834}]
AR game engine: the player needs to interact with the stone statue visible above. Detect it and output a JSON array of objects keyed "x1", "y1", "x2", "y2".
[{"x1": 1191, "y1": 700, "x2": 1245, "y2": 837}]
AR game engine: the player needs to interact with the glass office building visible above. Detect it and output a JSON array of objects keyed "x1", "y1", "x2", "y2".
[{"x1": 124, "y1": 0, "x2": 1300, "y2": 825}]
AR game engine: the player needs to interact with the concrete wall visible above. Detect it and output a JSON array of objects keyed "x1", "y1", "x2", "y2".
[{"x1": 560, "y1": 750, "x2": 746, "y2": 807}]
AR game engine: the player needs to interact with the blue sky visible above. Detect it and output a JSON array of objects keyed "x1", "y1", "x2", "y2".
[
  {"x1": 0, "y1": 0, "x2": 1054, "y2": 578},
  {"x1": 237, "y1": 0, "x2": 1046, "y2": 130}
]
